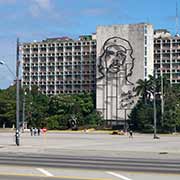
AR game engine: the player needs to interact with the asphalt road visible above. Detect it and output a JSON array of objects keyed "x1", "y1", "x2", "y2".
[
  {"x1": 0, "y1": 153, "x2": 180, "y2": 173},
  {"x1": 0, "y1": 176, "x2": 75, "y2": 180},
  {"x1": 0, "y1": 165, "x2": 179, "y2": 180}
]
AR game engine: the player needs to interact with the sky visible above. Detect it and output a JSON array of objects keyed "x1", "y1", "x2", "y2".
[{"x1": 0, "y1": 0, "x2": 179, "y2": 89}]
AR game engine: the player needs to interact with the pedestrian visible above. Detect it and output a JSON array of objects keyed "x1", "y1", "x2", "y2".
[
  {"x1": 30, "y1": 127, "x2": 33, "y2": 136},
  {"x1": 38, "y1": 128, "x2": 41, "y2": 136},
  {"x1": 129, "y1": 130, "x2": 133, "y2": 138},
  {"x1": 34, "y1": 128, "x2": 37, "y2": 136}
]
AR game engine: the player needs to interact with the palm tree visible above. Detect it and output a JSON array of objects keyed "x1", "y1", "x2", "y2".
[{"x1": 135, "y1": 77, "x2": 153, "y2": 104}]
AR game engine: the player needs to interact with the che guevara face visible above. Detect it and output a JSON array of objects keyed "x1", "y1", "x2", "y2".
[
  {"x1": 104, "y1": 45, "x2": 127, "y2": 74},
  {"x1": 97, "y1": 37, "x2": 134, "y2": 84}
]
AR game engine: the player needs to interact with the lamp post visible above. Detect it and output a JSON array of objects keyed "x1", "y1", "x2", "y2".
[
  {"x1": 124, "y1": 108, "x2": 127, "y2": 132},
  {"x1": 22, "y1": 91, "x2": 27, "y2": 133},
  {"x1": 160, "y1": 68, "x2": 164, "y2": 127},
  {"x1": 153, "y1": 70, "x2": 159, "y2": 139},
  {"x1": 15, "y1": 38, "x2": 20, "y2": 146},
  {"x1": 153, "y1": 85, "x2": 157, "y2": 138}
]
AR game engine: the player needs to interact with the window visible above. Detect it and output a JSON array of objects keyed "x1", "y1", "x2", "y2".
[
  {"x1": 145, "y1": 47, "x2": 147, "y2": 56},
  {"x1": 144, "y1": 57, "x2": 147, "y2": 66},
  {"x1": 145, "y1": 68, "x2": 147, "y2": 77},
  {"x1": 144, "y1": 26, "x2": 147, "y2": 34},
  {"x1": 144, "y1": 36, "x2": 147, "y2": 45}
]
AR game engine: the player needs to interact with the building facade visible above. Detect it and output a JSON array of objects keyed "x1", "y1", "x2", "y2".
[
  {"x1": 22, "y1": 35, "x2": 96, "y2": 95},
  {"x1": 154, "y1": 29, "x2": 180, "y2": 84},
  {"x1": 96, "y1": 23, "x2": 154, "y2": 126},
  {"x1": 21, "y1": 23, "x2": 155, "y2": 127}
]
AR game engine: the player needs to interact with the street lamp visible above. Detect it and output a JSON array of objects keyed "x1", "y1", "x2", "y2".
[
  {"x1": 0, "y1": 60, "x2": 15, "y2": 79},
  {"x1": 15, "y1": 38, "x2": 20, "y2": 146},
  {"x1": 22, "y1": 91, "x2": 27, "y2": 133},
  {"x1": 153, "y1": 70, "x2": 159, "y2": 139}
]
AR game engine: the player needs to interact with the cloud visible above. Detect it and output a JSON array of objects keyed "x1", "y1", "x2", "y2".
[
  {"x1": 29, "y1": 0, "x2": 52, "y2": 17},
  {"x1": 28, "y1": 0, "x2": 76, "y2": 28},
  {"x1": 34, "y1": 0, "x2": 51, "y2": 10}
]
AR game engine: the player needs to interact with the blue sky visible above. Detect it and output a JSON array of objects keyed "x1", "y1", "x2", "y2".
[{"x1": 0, "y1": 0, "x2": 178, "y2": 89}]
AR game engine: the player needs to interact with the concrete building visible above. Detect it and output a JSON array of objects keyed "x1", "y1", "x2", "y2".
[
  {"x1": 154, "y1": 29, "x2": 180, "y2": 84},
  {"x1": 21, "y1": 23, "x2": 155, "y2": 128},
  {"x1": 96, "y1": 23, "x2": 154, "y2": 126},
  {"x1": 22, "y1": 35, "x2": 96, "y2": 95}
]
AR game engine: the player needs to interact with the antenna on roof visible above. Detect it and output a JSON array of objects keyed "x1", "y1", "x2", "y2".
[{"x1": 176, "y1": 1, "x2": 179, "y2": 36}]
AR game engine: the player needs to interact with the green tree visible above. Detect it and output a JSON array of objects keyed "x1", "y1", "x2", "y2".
[
  {"x1": 135, "y1": 77, "x2": 153, "y2": 104},
  {"x1": 129, "y1": 100, "x2": 154, "y2": 132},
  {"x1": 163, "y1": 85, "x2": 180, "y2": 132},
  {"x1": 0, "y1": 85, "x2": 16, "y2": 127},
  {"x1": 24, "y1": 86, "x2": 49, "y2": 128}
]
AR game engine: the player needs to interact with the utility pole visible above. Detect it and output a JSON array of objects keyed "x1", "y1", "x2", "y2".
[
  {"x1": 124, "y1": 109, "x2": 127, "y2": 132},
  {"x1": 15, "y1": 38, "x2": 20, "y2": 146},
  {"x1": 160, "y1": 71, "x2": 164, "y2": 127},
  {"x1": 22, "y1": 91, "x2": 26, "y2": 133},
  {"x1": 153, "y1": 70, "x2": 159, "y2": 139},
  {"x1": 153, "y1": 84, "x2": 157, "y2": 139},
  {"x1": 160, "y1": 40, "x2": 164, "y2": 127}
]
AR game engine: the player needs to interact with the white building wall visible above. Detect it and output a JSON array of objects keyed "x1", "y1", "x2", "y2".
[
  {"x1": 145, "y1": 25, "x2": 154, "y2": 78},
  {"x1": 96, "y1": 23, "x2": 154, "y2": 125}
]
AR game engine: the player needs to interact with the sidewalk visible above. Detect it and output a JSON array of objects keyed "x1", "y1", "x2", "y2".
[{"x1": 0, "y1": 131, "x2": 180, "y2": 160}]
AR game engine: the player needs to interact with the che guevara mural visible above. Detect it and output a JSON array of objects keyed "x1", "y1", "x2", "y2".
[
  {"x1": 96, "y1": 36, "x2": 137, "y2": 125},
  {"x1": 96, "y1": 24, "x2": 154, "y2": 126}
]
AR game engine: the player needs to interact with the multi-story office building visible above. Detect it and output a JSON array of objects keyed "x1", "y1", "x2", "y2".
[
  {"x1": 96, "y1": 23, "x2": 154, "y2": 126},
  {"x1": 22, "y1": 35, "x2": 96, "y2": 95},
  {"x1": 154, "y1": 29, "x2": 180, "y2": 84}
]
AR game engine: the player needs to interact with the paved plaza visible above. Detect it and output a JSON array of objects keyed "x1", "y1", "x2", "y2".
[{"x1": 0, "y1": 131, "x2": 180, "y2": 159}]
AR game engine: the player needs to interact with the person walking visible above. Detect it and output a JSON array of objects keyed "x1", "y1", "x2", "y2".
[
  {"x1": 129, "y1": 130, "x2": 133, "y2": 138},
  {"x1": 38, "y1": 128, "x2": 41, "y2": 136},
  {"x1": 30, "y1": 127, "x2": 33, "y2": 136},
  {"x1": 34, "y1": 128, "x2": 37, "y2": 136}
]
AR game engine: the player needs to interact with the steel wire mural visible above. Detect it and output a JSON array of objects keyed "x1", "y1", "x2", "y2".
[{"x1": 97, "y1": 37, "x2": 136, "y2": 126}]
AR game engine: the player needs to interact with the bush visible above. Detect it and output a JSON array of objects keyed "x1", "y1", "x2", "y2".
[{"x1": 85, "y1": 111, "x2": 103, "y2": 128}]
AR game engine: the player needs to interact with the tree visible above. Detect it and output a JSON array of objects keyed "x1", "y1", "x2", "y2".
[
  {"x1": 129, "y1": 100, "x2": 154, "y2": 132},
  {"x1": 0, "y1": 85, "x2": 16, "y2": 127},
  {"x1": 135, "y1": 77, "x2": 153, "y2": 104},
  {"x1": 0, "y1": 85, "x2": 102, "y2": 130},
  {"x1": 163, "y1": 85, "x2": 180, "y2": 132},
  {"x1": 24, "y1": 87, "x2": 49, "y2": 128},
  {"x1": 47, "y1": 93, "x2": 95, "y2": 129}
]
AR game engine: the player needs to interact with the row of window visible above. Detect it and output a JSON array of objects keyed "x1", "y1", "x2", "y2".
[
  {"x1": 154, "y1": 39, "x2": 180, "y2": 43},
  {"x1": 172, "y1": 79, "x2": 180, "y2": 83},
  {"x1": 154, "y1": 49, "x2": 180, "y2": 53},
  {"x1": 23, "y1": 41, "x2": 96, "y2": 48},
  {"x1": 23, "y1": 51, "x2": 96, "y2": 57},
  {"x1": 154, "y1": 59, "x2": 180, "y2": 63},
  {"x1": 156, "y1": 69, "x2": 180, "y2": 73},
  {"x1": 23, "y1": 61, "x2": 95, "y2": 66},
  {"x1": 24, "y1": 46, "x2": 96, "y2": 52},
  {"x1": 23, "y1": 70, "x2": 95, "y2": 75},
  {"x1": 40, "y1": 90, "x2": 94, "y2": 95},
  {"x1": 23, "y1": 80, "x2": 95, "y2": 84},
  {"x1": 23, "y1": 66, "x2": 95, "y2": 71}
]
